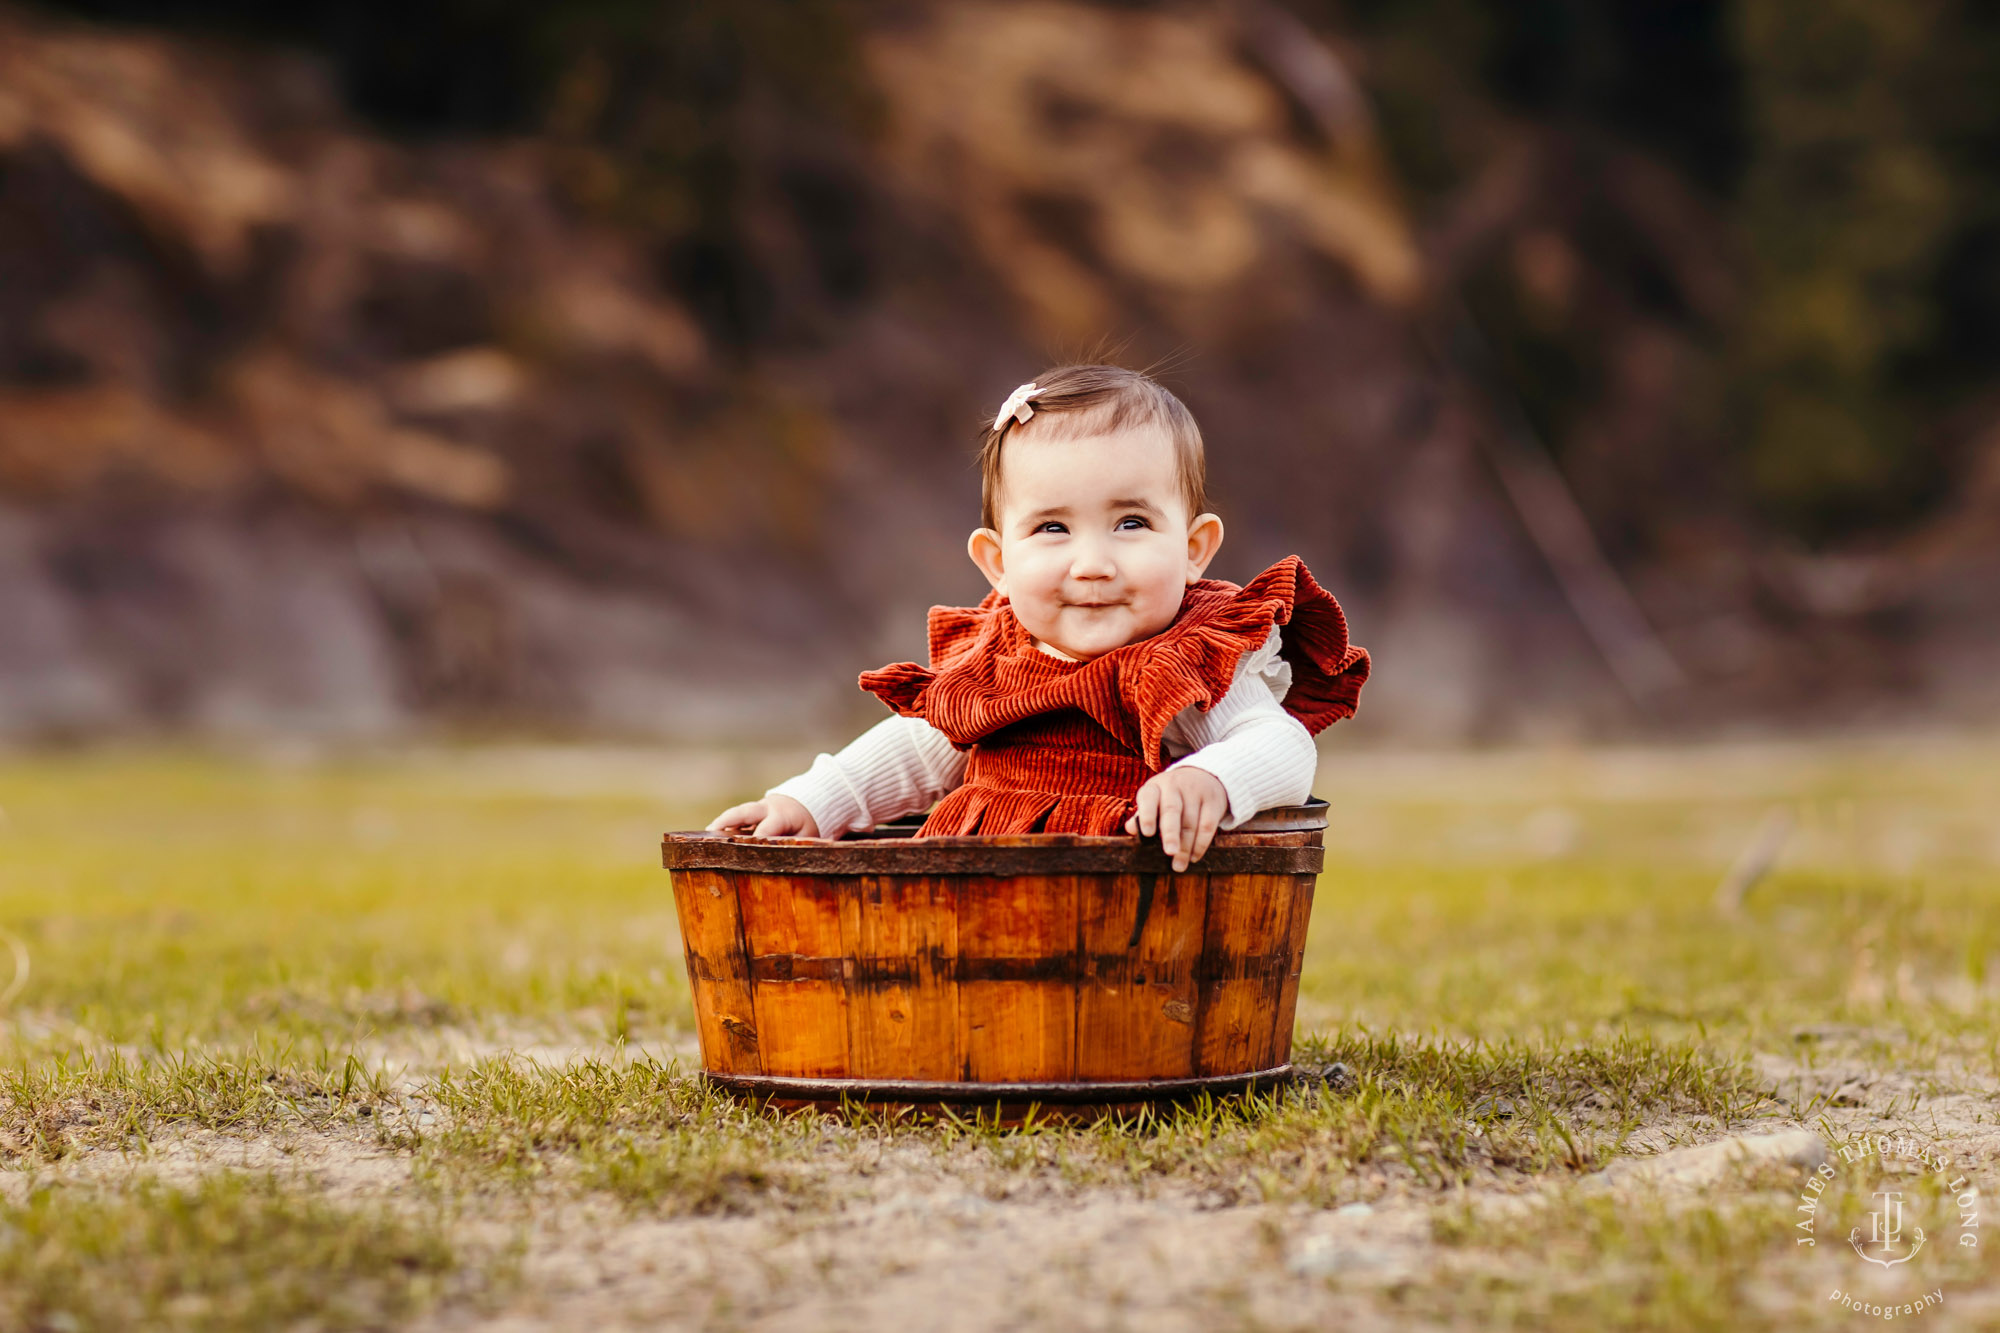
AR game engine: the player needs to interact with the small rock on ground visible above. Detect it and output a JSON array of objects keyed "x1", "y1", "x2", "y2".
[{"x1": 1589, "y1": 1130, "x2": 1827, "y2": 1193}]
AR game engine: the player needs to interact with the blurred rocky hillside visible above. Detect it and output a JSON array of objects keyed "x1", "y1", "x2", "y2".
[{"x1": 3, "y1": 1, "x2": 1998, "y2": 745}]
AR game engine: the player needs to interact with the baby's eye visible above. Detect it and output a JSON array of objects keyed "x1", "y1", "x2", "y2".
[
  {"x1": 1115, "y1": 515, "x2": 1152, "y2": 531},
  {"x1": 1034, "y1": 521, "x2": 1069, "y2": 535}
]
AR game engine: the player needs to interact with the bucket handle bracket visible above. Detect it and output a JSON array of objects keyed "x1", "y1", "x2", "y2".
[{"x1": 1126, "y1": 876, "x2": 1156, "y2": 950}]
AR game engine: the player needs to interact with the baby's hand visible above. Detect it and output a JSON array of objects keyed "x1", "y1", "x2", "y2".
[
  {"x1": 707, "y1": 794, "x2": 820, "y2": 838},
  {"x1": 1125, "y1": 766, "x2": 1229, "y2": 872}
]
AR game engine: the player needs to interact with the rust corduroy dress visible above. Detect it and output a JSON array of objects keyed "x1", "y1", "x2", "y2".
[{"x1": 858, "y1": 555, "x2": 1370, "y2": 837}]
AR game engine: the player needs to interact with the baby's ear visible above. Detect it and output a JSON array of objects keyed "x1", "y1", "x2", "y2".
[
  {"x1": 967, "y1": 528, "x2": 1007, "y2": 593},
  {"x1": 1185, "y1": 513, "x2": 1225, "y2": 580}
]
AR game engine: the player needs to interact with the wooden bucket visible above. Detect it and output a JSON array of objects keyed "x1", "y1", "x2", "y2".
[{"x1": 661, "y1": 801, "x2": 1324, "y2": 1117}]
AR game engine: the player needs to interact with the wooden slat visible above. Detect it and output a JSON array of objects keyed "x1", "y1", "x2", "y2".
[
  {"x1": 736, "y1": 872, "x2": 850, "y2": 1078},
  {"x1": 1075, "y1": 872, "x2": 1209, "y2": 1081},
  {"x1": 957, "y1": 874, "x2": 1077, "y2": 1082},
  {"x1": 1192, "y1": 873, "x2": 1295, "y2": 1076},
  {"x1": 668, "y1": 868, "x2": 762, "y2": 1075},
  {"x1": 842, "y1": 875, "x2": 960, "y2": 1080},
  {"x1": 1267, "y1": 873, "x2": 1316, "y2": 1067},
  {"x1": 664, "y1": 833, "x2": 1321, "y2": 876}
]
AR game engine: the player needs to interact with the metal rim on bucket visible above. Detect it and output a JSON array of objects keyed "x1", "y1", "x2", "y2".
[
  {"x1": 662, "y1": 800, "x2": 1328, "y2": 875},
  {"x1": 701, "y1": 1065, "x2": 1297, "y2": 1105}
]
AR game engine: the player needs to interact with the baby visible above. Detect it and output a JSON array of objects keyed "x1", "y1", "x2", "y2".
[{"x1": 709, "y1": 364, "x2": 1369, "y2": 870}]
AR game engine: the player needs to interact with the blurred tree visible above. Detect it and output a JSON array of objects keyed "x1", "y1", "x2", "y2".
[
  {"x1": 535, "y1": 1, "x2": 879, "y2": 347},
  {"x1": 34, "y1": 0, "x2": 2000, "y2": 546},
  {"x1": 1731, "y1": 0, "x2": 1955, "y2": 542},
  {"x1": 1332, "y1": 0, "x2": 2000, "y2": 546},
  {"x1": 1337, "y1": 0, "x2": 1743, "y2": 194},
  {"x1": 36, "y1": 0, "x2": 878, "y2": 348},
  {"x1": 1898, "y1": 8, "x2": 2000, "y2": 438}
]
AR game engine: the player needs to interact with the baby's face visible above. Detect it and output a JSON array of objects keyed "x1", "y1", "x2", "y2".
[{"x1": 970, "y1": 425, "x2": 1222, "y2": 662}]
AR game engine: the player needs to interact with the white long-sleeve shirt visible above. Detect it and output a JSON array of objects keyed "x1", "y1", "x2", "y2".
[{"x1": 768, "y1": 625, "x2": 1317, "y2": 835}]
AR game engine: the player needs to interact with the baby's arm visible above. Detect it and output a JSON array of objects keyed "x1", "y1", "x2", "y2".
[
  {"x1": 1127, "y1": 641, "x2": 1317, "y2": 869},
  {"x1": 708, "y1": 714, "x2": 966, "y2": 837},
  {"x1": 1163, "y1": 672, "x2": 1317, "y2": 829}
]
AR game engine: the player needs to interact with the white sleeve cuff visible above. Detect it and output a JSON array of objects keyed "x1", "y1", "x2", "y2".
[
  {"x1": 767, "y1": 752, "x2": 868, "y2": 836},
  {"x1": 1162, "y1": 639, "x2": 1317, "y2": 828},
  {"x1": 1234, "y1": 623, "x2": 1293, "y2": 704},
  {"x1": 1169, "y1": 716, "x2": 1316, "y2": 828},
  {"x1": 766, "y1": 713, "x2": 966, "y2": 836}
]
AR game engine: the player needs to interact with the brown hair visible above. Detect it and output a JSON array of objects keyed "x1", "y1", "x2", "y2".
[{"x1": 978, "y1": 364, "x2": 1207, "y2": 530}]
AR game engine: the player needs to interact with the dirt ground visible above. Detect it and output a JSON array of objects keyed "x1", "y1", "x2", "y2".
[
  {"x1": 4, "y1": 741, "x2": 1999, "y2": 1330},
  {"x1": 9, "y1": 1037, "x2": 1993, "y2": 1331}
]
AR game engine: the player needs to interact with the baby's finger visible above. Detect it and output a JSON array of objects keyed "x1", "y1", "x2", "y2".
[
  {"x1": 1158, "y1": 787, "x2": 1183, "y2": 861},
  {"x1": 1190, "y1": 798, "x2": 1221, "y2": 862},
  {"x1": 1174, "y1": 795, "x2": 1200, "y2": 871},
  {"x1": 752, "y1": 811, "x2": 791, "y2": 837},
  {"x1": 1134, "y1": 783, "x2": 1160, "y2": 837},
  {"x1": 707, "y1": 802, "x2": 759, "y2": 832}
]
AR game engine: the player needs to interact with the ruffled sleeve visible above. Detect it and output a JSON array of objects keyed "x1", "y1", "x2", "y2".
[
  {"x1": 856, "y1": 660, "x2": 932, "y2": 717},
  {"x1": 1261, "y1": 557, "x2": 1370, "y2": 734},
  {"x1": 1121, "y1": 581, "x2": 1291, "y2": 768},
  {"x1": 1121, "y1": 555, "x2": 1369, "y2": 765},
  {"x1": 856, "y1": 591, "x2": 1009, "y2": 719}
]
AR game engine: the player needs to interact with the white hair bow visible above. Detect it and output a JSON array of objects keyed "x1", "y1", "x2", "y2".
[{"x1": 993, "y1": 382, "x2": 1041, "y2": 432}]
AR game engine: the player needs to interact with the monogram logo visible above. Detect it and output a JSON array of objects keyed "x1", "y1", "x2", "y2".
[
  {"x1": 1802, "y1": 1132, "x2": 1983, "y2": 1320},
  {"x1": 1850, "y1": 1189, "x2": 1926, "y2": 1267}
]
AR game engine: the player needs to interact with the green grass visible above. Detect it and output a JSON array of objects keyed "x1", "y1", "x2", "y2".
[
  {"x1": 0, "y1": 750, "x2": 697, "y2": 1053},
  {"x1": 914, "y1": 1029, "x2": 1766, "y2": 1204},
  {"x1": 1303, "y1": 742, "x2": 2000, "y2": 1058},
  {"x1": 413, "y1": 1053, "x2": 828, "y2": 1212},
  {"x1": 1426, "y1": 1153, "x2": 1991, "y2": 1332},
  {"x1": 0, "y1": 1172, "x2": 479, "y2": 1333},
  {"x1": 1, "y1": 738, "x2": 1997, "y2": 1328},
  {"x1": 376, "y1": 1028, "x2": 1761, "y2": 1216},
  {"x1": 1, "y1": 1044, "x2": 396, "y2": 1161}
]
